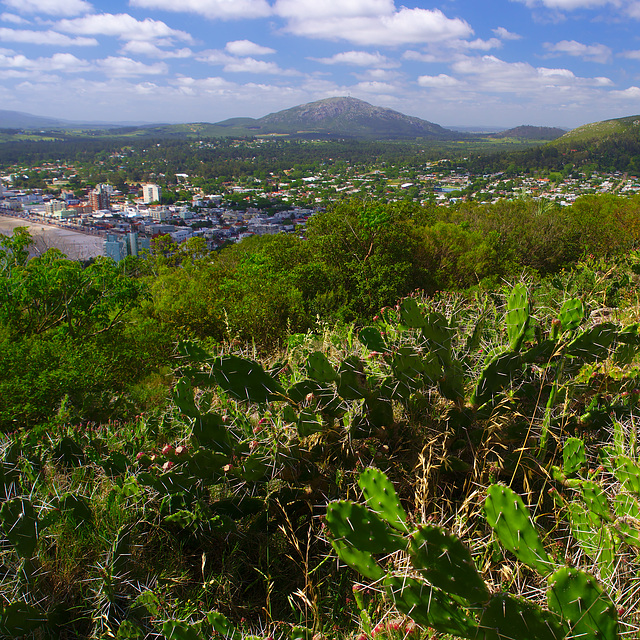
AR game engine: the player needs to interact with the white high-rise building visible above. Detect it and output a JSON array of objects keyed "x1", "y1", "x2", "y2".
[{"x1": 143, "y1": 183, "x2": 161, "y2": 204}]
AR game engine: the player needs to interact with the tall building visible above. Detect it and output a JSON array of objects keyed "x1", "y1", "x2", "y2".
[
  {"x1": 89, "y1": 185, "x2": 110, "y2": 211},
  {"x1": 143, "y1": 184, "x2": 161, "y2": 204}
]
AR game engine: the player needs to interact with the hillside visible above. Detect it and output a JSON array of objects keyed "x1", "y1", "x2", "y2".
[
  {"x1": 553, "y1": 114, "x2": 640, "y2": 146},
  {"x1": 238, "y1": 96, "x2": 461, "y2": 140},
  {"x1": 490, "y1": 125, "x2": 566, "y2": 140}
]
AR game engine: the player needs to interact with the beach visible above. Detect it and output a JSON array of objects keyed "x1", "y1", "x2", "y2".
[{"x1": 0, "y1": 215, "x2": 105, "y2": 260}]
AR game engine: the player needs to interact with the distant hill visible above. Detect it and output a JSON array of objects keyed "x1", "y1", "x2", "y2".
[
  {"x1": 0, "y1": 109, "x2": 67, "y2": 129},
  {"x1": 210, "y1": 97, "x2": 462, "y2": 140},
  {"x1": 490, "y1": 125, "x2": 567, "y2": 141}
]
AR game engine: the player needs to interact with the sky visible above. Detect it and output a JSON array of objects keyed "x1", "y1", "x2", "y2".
[{"x1": 1, "y1": 0, "x2": 640, "y2": 128}]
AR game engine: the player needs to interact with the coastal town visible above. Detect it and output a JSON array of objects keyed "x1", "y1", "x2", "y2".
[{"x1": 1, "y1": 148, "x2": 638, "y2": 261}]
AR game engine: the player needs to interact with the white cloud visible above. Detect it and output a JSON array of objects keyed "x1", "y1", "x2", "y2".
[
  {"x1": 511, "y1": 0, "x2": 612, "y2": 9},
  {"x1": 544, "y1": 40, "x2": 612, "y2": 63},
  {"x1": 417, "y1": 73, "x2": 460, "y2": 87},
  {"x1": 96, "y1": 56, "x2": 168, "y2": 77},
  {"x1": 620, "y1": 49, "x2": 640, "y2": 59},
  {"x1": 0, "y1": 12, "x2": 28, "y2": 23},
  {"x1": 121, "y1": 40, "x2": 192, "y2": 58},
  {"x1": 0, "y1": 51, "x2": 90, "y2": 72},
  {"x1": 312, "y1": 50, "x2": 397, "y2": 68},
  {"x1": 274, "y1": 1, "x2": 473, "y2": 46},
  {"x1": 353, "y1": 80, "x2": 398, "y2": 93},
  {"x1": 129, "y1": 0, "x2": 271, "y2": 20},
  {"x1": 2, "y1": 0, "x2": 92, "y2": 16},
  {"x1": 451, "y1": 55, "x2": 613, "y2": 95},
  {"x1": 56, "y1": 13, "x2": 193, "y2": 43},
  {"x1": 610, "y1": 86, "x2": 640, "y2": 98},
  {"x1": 196, "y1": 49, "x2": 299, "y2": 75},
  {"x1": 223, "y1": 57, "x2": 297, "y2": 74},
  {"x1": 465, "y1": 38, "x2": 502, "y2": 51},
  {"x1": 225, "y1": 40, "x2": 275, "y2": 56},
  {"x1": 403, "y1": 50, "x2": 440, "y2": 63},
  {"x1": 0, "y1": 27, "x2": 97, "y2": 46},
  {"x1": 493, "y1": 26, "x2": 521, "y2": 40}
]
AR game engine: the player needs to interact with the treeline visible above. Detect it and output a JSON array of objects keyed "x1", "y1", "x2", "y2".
[{"x1": 147, "y1": 194, "x2": 640, "y2": 345}]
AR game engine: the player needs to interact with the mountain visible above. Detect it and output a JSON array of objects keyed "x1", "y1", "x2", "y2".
[
  {"x1": 214, "y1": 97, "x2": 460, "y2": 140},
  {"x1": 490, "y1": 125, "x2": 567, "y2": 141},
  {"x1": 0, "y1": 109, "x2": 68, "y2": 129}
]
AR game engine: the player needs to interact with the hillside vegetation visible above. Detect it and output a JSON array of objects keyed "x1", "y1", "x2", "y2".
[{"x1": 3, "y1": 194, "x2": 640, "y2": 639}]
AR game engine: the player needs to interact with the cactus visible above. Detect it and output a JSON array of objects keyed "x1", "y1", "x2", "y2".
[
  {"x1": 408, "y1": 526, "x2": 490, "y2": 604},
  {"x1": 581, "y1": 480, "x2": 612, "y2": 521},
  {"x1": 325, "y1": 500, "x2": 404, "y2": 555},
  {"x1": 478, "y1": 593, "x2": 567, "y2": 640},
  {"x1": 484, "y1": 484, "x2": 554, "y2": 576},
  {"x1": 563, "y1": 437, "x2": 586, "y2": 476},
  {"x1": 547, "y1": 567, "x2": 618, "y2": 640},
  {"x1": 611, "y1": 455, "x2": 640, "y2": 494},
  {"x1": 0, "y1": 497, "x2": 38, "y2": 559},
  {"x1": 471, "y1": 351, "x2": 522, "y2": 408},
  {"x1": 305, "y1": 351, "x2": 336, "y2": 383},
  {"x1": 331, "y1": 538, "x2": 384, "y2": 580},
  {"x1": 0, "y1": 602, "x2": 47, "y2": 637},
  {"x1": 206, "y1": 611, "x2": 242, "y2": 639},
  {"x1": 336, "y1": 356, "x2": 368, "y2": 400},
  {"x1": 358, "y1": 467, "x2": 409, "y2": 533},
  {"x1": 399, "y1": 297, "x2": 426, "y2": 329},
  {"x1": 192, "y1": 413, "x2": 232, "y2": 454},
  {"x1": 558, "y1": 299, "x2": 585, "y2": 333},
  {"x1": 358, "y1": 326, "x2": 389, "y2": 353},
  {"x1": 566, "y1": 323, "x2": 618, "y2": 363},
  {"x1": 297, "y1": 408, "x2": 324, "y2": 437},
  {"x1": 384, "y1": 576, "x2": 478, "y2": 639},
  {"x1": 505, "y1": 283, "x2": 530, "y2": 351}
]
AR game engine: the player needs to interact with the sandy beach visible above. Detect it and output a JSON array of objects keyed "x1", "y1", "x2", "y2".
[{"x1": 0, "y1": 215, "x2": 105, "y2": 260}]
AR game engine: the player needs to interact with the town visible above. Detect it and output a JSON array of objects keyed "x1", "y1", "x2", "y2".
[{"x1": 1, "y1": 138, "x2": 638, "y2": 261}]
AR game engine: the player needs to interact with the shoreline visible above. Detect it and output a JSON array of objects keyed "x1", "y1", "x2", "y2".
[{"x1": 0, "y1": 214, "x2": 105, "y2": 260}]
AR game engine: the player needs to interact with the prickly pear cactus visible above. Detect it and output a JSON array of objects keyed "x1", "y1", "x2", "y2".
[
  {"x1": 325, "y1": 500, "x2": 404, "y2": 554},
  {"x1": 384, "y1": 575, "x2": 478, "y2": 639},
  {"x1": 547, "y1": 567, "x2": 618, "y2": 640},
  {"x1": 358, "y1": 467, "x2": 409, "y2": 533},
  {"x1": 484, "y1": 485, "x2": 554, "y2": 576},
  {"x1": 505, "y1": 283, "x2": 530, "y2": 351},
  {"x1": 562, "y1": 437, "x2": 586, "y2": 477},
  {"x1": 408, "y1": 526, "x2": 489, "y2": 604},
  {"x1": 478, "y1": 593, "x2": 567, "y2": 640}
]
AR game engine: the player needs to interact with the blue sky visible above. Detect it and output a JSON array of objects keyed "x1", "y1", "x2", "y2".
[{"x1": 1, "y1": 0, "x2": 640, "y2": 128}]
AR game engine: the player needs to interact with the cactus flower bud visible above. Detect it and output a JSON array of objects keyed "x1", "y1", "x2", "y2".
[
  {"x1": 161, "y1": 444, "x2": 174, "y2": 456},
  {"x1": 162, "y1": 460, "x2": 174, "y2": 472}
]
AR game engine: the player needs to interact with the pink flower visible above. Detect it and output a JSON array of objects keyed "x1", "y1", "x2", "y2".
[
  {"x1": 161, "y1": 444, "x2": 174, "y2": 456},
  {"x1": 162, "y1": 460, "x2": 174, "y2": 472}
]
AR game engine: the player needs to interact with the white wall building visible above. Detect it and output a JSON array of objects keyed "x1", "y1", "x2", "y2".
[{"x1": 143, "y1": 183, "x2": 162, "y2": 204}]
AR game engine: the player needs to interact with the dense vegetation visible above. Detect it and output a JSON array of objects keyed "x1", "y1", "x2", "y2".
[{"x1": 3, "y1": 192, "x2": 640, "y2": 639}]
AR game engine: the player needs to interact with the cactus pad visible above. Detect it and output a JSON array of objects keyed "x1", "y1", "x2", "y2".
[
  {"x1": 399, "y1": 297, "x2": 426, "y2": 329},
  {"x1": 325, "y1": 500, "x2": 404, "y2": 554},
  {"x1": 506, "y1": 283, "x2": 530, "y2": 351},
  {"x1": 408, "y1": 525, "x2": 490, "y2": 604},
  {"x1": 384, "y1": 575, "x2": 478, "y2": 639},
  {"x1": 547, "y1": 567, "x2": 618, "y2": 640},
  {"x1": 612, "y1": 455, "x2": 640, "y2": 494},
  {"x1": 357, "y1": 468, "x2": 408, "y2": 532},
  {"x1": 0, "y1": 497, "x2": 37, "y2": 558},
  {"x1": 563, "y1": 437, "x2": 586, "y2": 476},
  {"x1": 581, "y1": 481, "x2": 612, "y2": 521},
  {"x1": 485, "y1": 485, "x2": 554, "y2": 576},
  {"x1": 358, "y1": 326, "x2": 388, "y2": 353},
  {"x1": 331, "y1": 538, "x2": 384, "y2": 581},
  {"x1": 558, "y1": 299, "x2": 585, "y2": 333},
  {"x1": 478, "y1": 593, "x2": 567, "y2": 640},
  {"x1": 305, "y1": 351, "x2": 336, "y2": 383}
]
